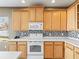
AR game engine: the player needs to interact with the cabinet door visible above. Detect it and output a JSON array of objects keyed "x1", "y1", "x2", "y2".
[
  {"x1": 61, "y1": 10, "x2": 67, "y2": 31},
  {"x1": 21, "y1": 11, "x2": 29, "y2": 31},
  {"x1": 75, "y1": 52, "x2": 79, "y2": 59},
  {"x1": 29, "y1": 8, "x2": 36, "y2": 22},
  {"x1": 44, "y1": 42, "x2": 53, "y2": 59},
  {"x1": 18, "y1": 42, "x2": 27, "y2": 59},
  {"x1": 8, "y1": 42, "x2": 17, "y2": 51},
  {"x1": 74, "y1": 47, "x2": 79, "y2": 59},
  {"x1": 12, "y1": 10, "x2": 21, "y2": 31},
  {"x1": 65, "y1": 47, "x2": 74, "y2": 59},
  {"x1": 54, "y1": 42, "x2": 64, "y2": 59},
  {"x1": 52, "y1": 11, "x2": 61, "y2": 31},
  {"x1": 36, "y1": 7, "x2": 43, "y2": 22},
  {"x1": 44, "y1": 11, "x2": 52, "y2": 31},
  {"x1": 67, "y1": 6, "x2": 76, "y2": 31}
]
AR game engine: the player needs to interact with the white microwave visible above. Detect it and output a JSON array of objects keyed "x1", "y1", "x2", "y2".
[{"x1": 29, "y1": 22, "x2": 43, "y2": 30}]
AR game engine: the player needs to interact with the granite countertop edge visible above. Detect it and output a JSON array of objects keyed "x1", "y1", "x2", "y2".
[{"x1": 0, "y1": 37, "x2": 79, "y2": 48}]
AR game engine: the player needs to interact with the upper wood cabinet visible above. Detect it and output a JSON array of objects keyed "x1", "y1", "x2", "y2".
[
  {"x1": 29, "y1": 8, "x2": 36, "y2": 22},
  {"x1": 12, "y1": 9, "x2": 29, "y2": 31},
  {"x1": 18, "y1": 42, "x2": 27, "y2": 59},
  {"x1": 44, "y1": 10, "x2": 67, "y2": 31},
  {"x1": 12, "y1": 10, "x2": 21, "y2": 31},
  {"x1": 8, "y1": 41, "x2": 17, "y2": 51},
  {"x1": 44, "y1": 42, "x2": 53, "y2": 59},
  {"x1": 61, "y1": 10, "x2": 67, "y2": 31},
  {"x1": 67, "y1": 6, "x2": 76, "y2": 31},
  {"x1": 29, "y1": 7, "x2": 44, "y2": 22},
  {"x1": 52, "y1": 11, "x2": 61, "y2": 31},
  {"x1": 21, "y1": 11, "x2": 29, "y2": 31},
  {"x1": 35, "y1": 7, "x2": 44, "y2": 22},
  {"x1": 44, "y1": 11, "x2": 52, "y2": 31}
]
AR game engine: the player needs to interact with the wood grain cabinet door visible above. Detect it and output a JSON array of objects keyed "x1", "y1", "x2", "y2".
[
  {"x1": 75, "y1": 52, "x2": 79, "y2": 59},
  {"x1": 44, "y1": 42, "x2": 53, "y2": 59},
  {"x1": 29, "y1": 8, "x2": 36, "y2": 22},
  {"x1": 65, "y1": 47, "x2": 74, "y2": 59},
  {"x1": 36, "y1": 7, "x2": 44, "y2": 22},
  {"x1": 52, "y1": 11, "x2": 61, "y2": 31},
  {"x1": 44, "y1": 11, "x2": 52, "y2": 31},
  {"x1": 74, "y1": 47, "x2": 79, "y2": 59},
  {"x1": 8, "y1": 42, "x2": 17, "y2": 51},
  {"x1": 21, "y1": 11, "x2": 29, "y2": 31},
  {"x1": 18, "y1": 42, "x2": 27, "y2": 59},
  {"x1": 54, "y1": 42, "x2": 64, "y2": 59},
  {"x1": 67, "y1": 6, "x2": 76, "y2": 31},
  {"x1": 61, "y1": 10, "x2": 67, "y2": 31},
  {"x1": 12, "y1": 10, "x2": 21, "y2": 31}
]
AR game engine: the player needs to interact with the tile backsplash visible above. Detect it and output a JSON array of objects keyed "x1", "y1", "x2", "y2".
[
  {"x1": 43, "y1": 31, "x2": 68, "y2": 37},
  {"x1": 12, "y1": 30, "x2": 79, "y2": 39},
  {"x1": 68, "y1": 31, "x2": 79, "y2": 38}
]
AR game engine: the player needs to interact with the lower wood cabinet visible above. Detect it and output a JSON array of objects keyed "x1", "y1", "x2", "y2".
[
  {"x1": 75, "y1": 51, "x2": 79, "y2": 59},
  {"x1": 44, "y1": 41, "x2": 64, "y2": 59},
  {"x1": 18, "y1": 42, "x2": 27, "y2": 59},
  {"x1": 65, "y1": 43, "x2": 74, "y2": 59},
  {"x1": 74, "y1": 47, "x2": 79, "y2": 59},
  {"x1": 53, "y1": 42, "x2": 64, "y2": 59},
  {"x1": 8, "y1": 41, "x2": 17, "y2": 51},
  {"x1": 44, "y1": 42, "x2": 53, "y2": 59},
  {"x1": 8, "y1": 41, "x2": 27, "y2": 59}
]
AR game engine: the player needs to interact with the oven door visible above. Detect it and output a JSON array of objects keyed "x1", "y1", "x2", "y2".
[{"x1": 27, "y1": 41, "x2": 43, "y2": 55}]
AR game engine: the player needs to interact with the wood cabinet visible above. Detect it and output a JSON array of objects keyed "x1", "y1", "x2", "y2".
[
  {"x1": 67, "y1": 6, "x2": 76, "y2": 31},
  {"x1": 75, "y1": 52, "x2": 79, "y2": 59},
  {"x1": 12, "y1": 9, "x2": 29, "y2": 31},
  {"x1": 44, "y1": 10, "x2": 67, "y2": 31},
  {"x1": 44, "y1": 41, "x2": 64, "y2": 59},
  {"x1": 12, "y1": 10, "x2": 21, "y2": 31},
  {"x1": 74, "y1": 47, "x2": 79, "y2": 59},
  {"x1": 12, "y1": 8, "x2": 67, "y2": 31},
  {"x1": 8, "y1": 41, "x2": 17, "y2": 51},
  {"x1": 54, "y1": 42, "x2": 64, "y2": 59},
  {"x1": 8, "y1": 41, "x2": 27, "y2": 59},
  {"x1": 29, "y1": 7, "x2": 43, "y2": 22},
  {"x1": 21, "y1": 11, "x2": 29, "y2": 31},
  {"x1": 18, "y1": 42, "x2": 27, "y2": 59},
  {"x1": 65, "y1": 43, "x2": 74, "y2": 59},
  {"x1": 36, "y1": 7, "x2": 43, "y2": 22},
  {"x1": 44, "y1": 11, "x2": 52, "y2": 31},
  {"x1": 29, "y1": 8, "x2": 36, "y2": 22},
  {"x1": 44, "y1": 42, "x2": 53, "y2": 58},
  {"x1": 61, "y1": 10, "x2": 67, "y2": 31},
  {"x1": 52, "y1": 11, "x2": 61, "y2": 31}
]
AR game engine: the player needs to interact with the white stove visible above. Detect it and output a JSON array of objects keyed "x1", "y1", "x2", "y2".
[{"x1": 27, "y1": 22, "x2": 43, "y2": 59}]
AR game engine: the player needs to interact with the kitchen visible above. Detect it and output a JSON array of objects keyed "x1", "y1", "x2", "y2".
[{"x1": 0, "y1": 0, "x2": 79, "y2": 59}]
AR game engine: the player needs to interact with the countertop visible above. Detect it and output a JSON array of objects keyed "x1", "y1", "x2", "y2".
[{"x1": 0, "y1": 37, "x2": 79, "y2": 48}]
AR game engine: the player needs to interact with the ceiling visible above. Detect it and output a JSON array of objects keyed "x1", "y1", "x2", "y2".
[{"x1": 0, "y1": 0, "x2": 76, "y2": 7}]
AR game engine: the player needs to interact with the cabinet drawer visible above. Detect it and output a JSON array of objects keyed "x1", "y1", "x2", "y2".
[
  {"x1": 18, "y1": 42, "x2": 26, "y2": 45},
  {"x1": 65, "y1": 43, "x2": 74, "y2": 50},
  {"x1": 8, "y1": 41, "x2": 17, "y2": 44},
  {"x1": 44, "y1": 42, "x2": 53, "y2": 45},
  {"x1": 54, "y1": 42, "x2": 64, "y2": 46}
]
